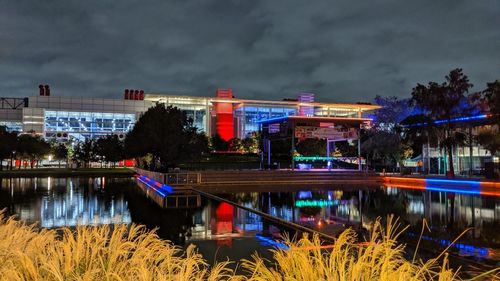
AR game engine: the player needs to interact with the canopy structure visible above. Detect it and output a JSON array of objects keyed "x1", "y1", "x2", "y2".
[{"x1": 257, "y1": 115, "x2": 373, "y2": 170}]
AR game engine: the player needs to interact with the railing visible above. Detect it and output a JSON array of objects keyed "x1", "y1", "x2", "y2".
[
  {"x1": 132, "y1": 167, "x2": 201, "y2": 185},
  {"x1": 165, "y1": 194, "x2": 201, "y2": 208}
]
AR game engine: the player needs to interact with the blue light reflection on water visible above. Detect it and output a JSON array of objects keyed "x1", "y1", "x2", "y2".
[
  {"x1": 0, "y1": 177, "x2": 131, "y2": 228},
  {"x1": 226, "y1": 182, "x2": 499, "y2": 261}
]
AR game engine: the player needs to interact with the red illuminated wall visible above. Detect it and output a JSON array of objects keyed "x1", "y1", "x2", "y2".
[{"x1": 215, "y1": 89, "x2": 234, "y2": 141}]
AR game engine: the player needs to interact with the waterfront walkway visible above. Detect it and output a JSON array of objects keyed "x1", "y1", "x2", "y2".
[{"x1": 132, "y1": 168, "x2": 381, "y2": 187}]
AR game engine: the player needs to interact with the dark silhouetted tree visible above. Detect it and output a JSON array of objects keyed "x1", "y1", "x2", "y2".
[
  {"x1": 52, "y1": 143, "x2": 68, "y2": 168},
  {"x1": 0, "y1": 126, "x2": 17, "y2": 170},
  {"x1": 125, "y1": 103, "x2": 208, "y2": 171},
  {"x1": 95, "y1": 135, "x2": 124, "y2": 167},
  {"x1": 483, "y1": 80, "x2": 500, "y2": 122},
  {"x1": 209, "y1": 134, "x2": 228, "y2": 151},
  {"x1": 16, "y1": 134, "x2": 51, "y2": 169},
  {"x1": 370, "y1": 95, "x2": 414, "y2": 131},
  {"x1": 73, "y1": 139, "x2": 96, "y2": 168},
  {"x1": 295, "y1": 138, "x2": 326, "y2": 156},
  {"x1": 408, "y1": 68, "x2": 476, "y2": 177}
]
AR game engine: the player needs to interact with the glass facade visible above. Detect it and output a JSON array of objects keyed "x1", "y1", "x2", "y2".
[
  {"x1": 314, "y1": 107, "x2": 359, "y2": 118},
  {"x1": 174, "y1": 106, "x2": 207, "y2": 133},
  {"x1": 235, "y1": 106, "x2": 296, "y2": 138},
  {"x1": 156, "y1": 97, "x2": 209, "y2": 133},
  {"x1": 0, "y1": 121, "x2": 23, "y2": 132},
  {"x1": 44, "y1": 111, "x2": 135, "y2": 140}
]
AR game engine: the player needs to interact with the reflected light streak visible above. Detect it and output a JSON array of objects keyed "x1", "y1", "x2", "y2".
[
  {"x1": 407, "y1": 232, "x2": 491, "y2": 258},
  {"x1": 383, "y1": 182, "x2": 500, "y2": 197},
  {"x1": 135, "y1": 175, "x2": 173, "y2": 197},
  {"x1": 384, "y1": 177, "x2": 500, "y2": 190},
  {"x1": 255, "y1": 235, "x2": 289, "y2": 250}
]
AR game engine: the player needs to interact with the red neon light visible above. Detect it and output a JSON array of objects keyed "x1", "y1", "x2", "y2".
[
  {"x1": 119, "y1": 159, "x2": 136, "y2": 167},
  {"x1": 215, "y1": 89, "x2": 234, "y2": 141}
]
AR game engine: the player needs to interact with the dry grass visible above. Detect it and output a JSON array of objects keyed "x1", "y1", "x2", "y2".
[
  {"x1": 0, "y1": 212, "x2": 234, "y2": 280},
  {"x1": 0, "y1": 212, "x2": 498, "y2": 281}
]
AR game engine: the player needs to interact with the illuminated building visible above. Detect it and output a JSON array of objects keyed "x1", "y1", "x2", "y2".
[{"x1": 0, "y1": 88, "x2": 379, "y2": 141}]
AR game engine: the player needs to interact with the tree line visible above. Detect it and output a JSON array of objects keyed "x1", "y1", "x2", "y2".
[
  {"x1": 362, "y1": 68, "x2": 499, "y2": 177},
  {"x1": 0, "y1": 129, "x2": 129, "y2": 170}
]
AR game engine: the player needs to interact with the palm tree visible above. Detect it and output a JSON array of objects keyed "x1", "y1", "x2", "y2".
[{"x1": 408, "y1": 69, "x2": 476, "y2": 177}]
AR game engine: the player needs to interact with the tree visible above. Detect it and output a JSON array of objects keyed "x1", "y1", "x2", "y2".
[
  {"x1": 95, "y1": 135, "x2": 124, "y2": 167},
  {"x1": 227, "y1": 138, "x2": 243, "y2": 151},
  {"x1": 209, "y1": 134, "x2": 228, "y2": 151},
  {"x1": 371, "y1": 95, "x2": 414, "y2": 131},
  {"x1": 483, "y1": 80, "x2": 500, "y2": 122},
  {"x1": 476, "y1": 128, "x2": 500, "y2": 157},
  {"x1": 400, "y1": 114, "x2": 440, "y2": 174},
  {"x1": 0, "y1": 126, "x2": 17, "y2": 171},
  {"x1": 241, "y1": 134, "x2": 259, "y2": 154},
  {"x1": 125, "y1": 103, "x2": 208, "y2": 171},
  {"x1": 295, "y1": 138, "x2": 326, "y2": 156},
  {"x1": 409, "y1": 68, "x2": 476, "y2": 177},
  {"x1": 361, "y1": 130, "x2": 412, "y2": 171},
  {"x1": 334, "y1": 141, "x2": 357, "y2": 157},
  {"x1": 52, "y1": 143, "x2": 68, "y2": 168},
  {"x1": 16, "y1": 134, "x2": 51, "y2": 169},
  {"x1": 73, "y1": 139, "x2": 96, "y2": 168}
]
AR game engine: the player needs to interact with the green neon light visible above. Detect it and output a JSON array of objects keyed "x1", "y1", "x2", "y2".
[
  {"x1": 293, "y1": 156, "x2": 336, "y2": 161},
  {"x1": 295, "y1": 199, "x2": 346, "y2": 207}
]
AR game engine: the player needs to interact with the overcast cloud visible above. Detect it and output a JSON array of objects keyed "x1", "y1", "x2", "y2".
[{"x1": 1, "y1": 0, "x2": 499, "y2": 102}]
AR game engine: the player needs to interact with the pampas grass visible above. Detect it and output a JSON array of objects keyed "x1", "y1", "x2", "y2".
[
  {"x1": 241, "y1": 216, "x2": 467, "y2": 281},
  {"x1": 0, "y1": 212, "x2": 498, "y2": 280},
  {"x1": 0, "y1": 212, "x2": 234, "y2": 280}
]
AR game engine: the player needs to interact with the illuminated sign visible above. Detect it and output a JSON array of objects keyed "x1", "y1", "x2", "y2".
[
  {"x1": 295, "y1": 199, "x2": 349, "y2": 207},
  {"x1": 293, "y1": 156, "x2": 363, "y2": 164},
  {"x1": 295, "y1": 126, "x2": 358, "y2": 140}
]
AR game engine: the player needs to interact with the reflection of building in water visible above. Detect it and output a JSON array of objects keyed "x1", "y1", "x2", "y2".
[
  {"x1": 188, "y1": 200, "x2": 278, "y2": 242},
  {"x1": 1, "y1": 177, "x2": 131, "y2": 227},
  {"x1": 384, "y1": 185, "x2": 500, "y2": 239}
]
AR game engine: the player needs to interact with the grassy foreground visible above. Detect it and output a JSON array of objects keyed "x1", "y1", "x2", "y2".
[{"x1": 0, "y1": 213, "x2": 497, "y2": 281}]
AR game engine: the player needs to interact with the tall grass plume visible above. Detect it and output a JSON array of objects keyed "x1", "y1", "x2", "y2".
[{"x1": 0, "y1": 212, "x2": 498, "y2": 280}]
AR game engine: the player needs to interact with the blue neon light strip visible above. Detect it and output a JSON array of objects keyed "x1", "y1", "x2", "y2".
[
  {"x1": 404, "y1": 114, "x2": 490, "y2": 127},
  {"x1": 425, "y1": 186, "x2": 481, "y2": 196},
  {"x1": 425, "y1": 178, "x2": 481, "y2": 186},
  {"x1": 255, "y1": 235, "x2": 289, "y2": 250},
  {"x1": 136, "y1": 175, "x2": 173, "y2": 197},
  {"x1": 137, "y1": 176, "x2": 166, "y2": 197},
  {"x1": 434, "y1": 114, "x2": 489, "y2": 124},
  {"x1": 255, "y1": 116, "x2": 289, "y2": 124}
]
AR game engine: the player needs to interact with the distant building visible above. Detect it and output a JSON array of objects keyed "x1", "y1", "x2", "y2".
[{"x1": 0, "y1": 88, "x2": 379, "y2": 141}]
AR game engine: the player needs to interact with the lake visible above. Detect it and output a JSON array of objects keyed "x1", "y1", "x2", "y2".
[{"x1": 1, "y1": 176, "x2": 498, "y2": 271}]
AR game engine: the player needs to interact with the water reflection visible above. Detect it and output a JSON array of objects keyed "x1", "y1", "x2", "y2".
[
  {"x1": 213, "y1": 184, "x2": 500, "y2": 261},
  {"x1": 0, "y1": 177, "x2": 131, "y2": 227},
  {"x1": 0, "y1": 177, "x2": 286, "y2": 265}
]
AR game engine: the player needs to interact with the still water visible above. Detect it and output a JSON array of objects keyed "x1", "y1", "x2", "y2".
[
  {"x1": 1, "y1": 177, "x2": 499, "y2": 269},
  {"x1": 204, "y1": 183, "x2": 500, "y2": 265},
  {"x1": 0, "y1": 177, "x2": 289, "y2": 265}
]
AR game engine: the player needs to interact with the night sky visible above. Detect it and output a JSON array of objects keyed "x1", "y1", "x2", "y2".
[{"x1": 1, "y1": 0, "x2": 499, "y2": 103}]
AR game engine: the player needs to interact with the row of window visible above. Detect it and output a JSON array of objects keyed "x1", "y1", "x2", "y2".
[{"x1": 44, "y1": 111, "x2": 136, "y2": 134}]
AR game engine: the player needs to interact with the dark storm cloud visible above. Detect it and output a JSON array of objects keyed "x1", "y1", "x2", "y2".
[{"x1": 1, "y1": 0, "x2": 499, "y2": 102}]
